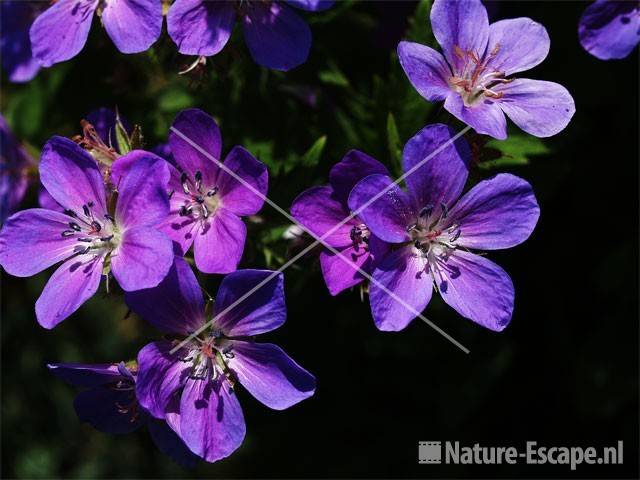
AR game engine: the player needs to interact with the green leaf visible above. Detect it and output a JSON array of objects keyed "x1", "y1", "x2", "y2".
[
  {"x1": 318, "y1": 63, "x2": 350, "y2": 88},
  {"x1": 158, "y1": 87, "x2": 194, "y2": 113},
  {"x1": 407, "y1": 0, "x2": 434, "y2": 45},
  {"x1": 386, "y1": 113, "x2": 402, "y2": 168},
  {"x1": 114, "y1": 111, "x2": 132, "y2": 154},
  {"x1": 301, "y1": 135, "x2": 327, "y2": 168},
  {"x1": 479, "y1": 135, "x2": 550, "y2": 169}
]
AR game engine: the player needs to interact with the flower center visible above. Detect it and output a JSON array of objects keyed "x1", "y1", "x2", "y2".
[
  {"x1": 181, "y1": 329, "x2": 236, "y2": 386},
  {"x1": 60, "y1": 202, "x2": 121, "y2": 256},
  {"x1": 449, "y1": 44, "x2": 513, "y2": 107},
  {"x1": 349, "y1": 223, "x2": 370, "y2": 251},
  {"x1": 406, "y1": 202, "x2": 461, "y2": 262},
  {"x1": 177, "y1": 170, "x2": 220, "y2": 222}
]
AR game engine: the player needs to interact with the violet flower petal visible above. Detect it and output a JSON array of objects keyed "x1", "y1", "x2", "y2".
[
  {"x1": 242, "y1": 2, "x2": 311, "y2": 71},
  {"x1": 496, "y1": 78, "x2": 576, "y2": 138},
  {"x1": 125, "y1": 256, "x2": 205, "y2": 334},
  {"x1": 35, "y1": 252, "x2": 104, "y2": 329},
  {"x1": 101, "y1": 0, "x2": 162, "y2": 54},
  {"x1": 231, "y1": 341, "x2": 315, "y2": 410},
  {"x1": 397, "y1": 41, "x2": 453, "y2": 102},
  {"x1": 579, "y1": 0, "x2": 640, "y2": 60},
  {"x1": 167, "y1": 0, "x2": 236, "y2": 56},
  {"x1": 30, "y1": 0, "x2": 98, "y2": 67},
  {"x1": 179, "y1": 377, "x2": 246, "y2": 463},
  {"x1": 0, "y1": 209, "x2": 80, "y2": 276},
  {"x1": 47, "y1": 362, "x2": 123, "y2": 387},
  {"x1": 114, "y1": 151, "x2": 170, "y2": 228},
  {"x1": 136, "y1": 340, "x2": 190, "y2": 419},
  {"x1": 147, "y1": 420, "x2": 199, "y2": 469},
  {"x1": 444, "y1": 93, "x2": 507, "y2": 140},
  {"x1": 39, "y1": 136, "x2": 107, "y2": 217},
  {"x1": 285, "y1": 0, "x2": 334, "y2": 12},
  {"x1": 369, "y1": 247, "x2": 432, "y2": 331},
  {"x1": 169, "y1": 108, "x2": 222, "y2": 186},
  {"x1": 193, "y1": 207, "x2": 246, "y2": 274},
  {"x1": 215, "y1": 269, "x2": 286, "y2": 337},
  {"x1": 448, "y1": 173, "x2": 540, "y2": 250},
  {"x1": 0, "y1": 1, "x2": 40, "y2": 82},
  {"x1": 347, "y1": 174, "x2": 413, "y2": 244},
  {"x1": 290, "y1": 185, "x2": 356, "y2": 248},
  {"x1": 74, "y1": 386, "x2": 146, "y2": 434},
  {"x1": 161, "y1": 164, "x2": 199, "y2": 254},
  {"x1": 402, "y1": 123, "x2": 471, "y2": 211},
  {"x1": 328, "y1": 149, "x2": 390, "y2": 206},
  {"x1": 111, "y1": 226, "x2": 174, "y2": 291},
  {"x1": 319, "y1": 245, "x2": 370, "y2": 296},
  {"x1": 430, "y1": 0, "x2": 489, "y2": 71},
  {"x1": 217, "y1": 146, "x2": 268, "y2": 216},
  {"x1": 436, "y1": 250, "x2": 514, "y2": 332},
  {"x1": 486, "y1": 18, "x2": 550, "y2": 75}
]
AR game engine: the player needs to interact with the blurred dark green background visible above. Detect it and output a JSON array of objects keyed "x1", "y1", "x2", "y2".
[{"x1": 1, "y1": 1, "x2": 638, "y2": 478}]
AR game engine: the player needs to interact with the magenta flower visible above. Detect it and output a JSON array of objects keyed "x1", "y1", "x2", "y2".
[
  {"x1": 398, "y1": 0, "x2": 575, "y2": 140},
  {"x1": 48, "y1": 362, "x2": 199, "y2": 467},
  {"x1": 29, "y1": 0, "x2": 163, "y2": 68},
  {"x1": 167, "y1": 0, "x2": 333, "y2": 71},
  {"x1": 0, "y1": 1, "x2": 42, "y2": 83},
  {"x1": 291, "y1": 150, "x2": 390, "y2": 295},
  {"x1": 348, "y1": 124, "x2": 540, "y2": 332},
  {"x1": 160, "y1": 109, "x2": 268, "y2": 274},
  {"x1": 1, "y1": 115, "x2": 35, "y2": 223},
  {"x1": 579, "y1": 0, "x2": 640, "y2": 60},
  {"x1": 126, "y1": 257, "x2": 315, "y2": 463},
  {"x1": 0, "y1": 137, "x2": 173, "y2": 328}
]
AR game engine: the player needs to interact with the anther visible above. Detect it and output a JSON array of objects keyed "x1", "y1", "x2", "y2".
[
  {"x1": 91, "y1": 221, "x2": 102, "y2": 232},
  {"x1": 180, "y1": 173, "x2": 190, "y2": 194},
  {"x1": 195, "y1": 195, "x2": 204, "y2": 204},
  {"x1": 201, "y1": 204, "x2": 209, "y2": 218},
  {"x1": 69, "y1": 222, "x2": 82, "y2": 231},
  {"x1": 82, "y1": 204, "x2": 91, "y2": 217},
  {"x1": 449, "y1": 229, "x2": 461, "y2": 242},
  {"x1": 406, "y1": 223, "x2": 417, "y2": 232},
  {"x1": 61, "y1": 230, "x2": 75, "y2": 237},
  {"x1": 206, "y1": 187, "x2": 218, "y2": 197},
  {"x1": 440, "y1": 202, "x2": 448, "y2": 219},
  {"x1": 100, "y1": 235, "x2": 114, "y2": 242},
  {"x1": 64, "y1": 209, "x2": 78, "y2": 218},
  {"x1": 104, "y1": 213, "x2": 115, "y2": 223},
  {"x1": 414, "y1": 240, "x2": 423, "y2": 250},
  {"x1": 419, "y1": 204, "x2": 434, "y2": 218},
  {"x1": 195, "y1": 171, "x2": 202, "y2": 191},
  {"x1": 179, "y1": 205, "x2": 191, "y2": 217},
  {"x1": 77, "y1": 237, "x2": 93, "y2": 243}
]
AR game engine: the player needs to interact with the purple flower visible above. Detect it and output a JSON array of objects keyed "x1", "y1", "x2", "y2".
[
  {"x1": 0, "y1": 137, "x2": 173, "y2": 328},
  {"x1": 48, "y1": 362, "x2": 199, "y2": 468},
  {"x1": 167, "y1": 0, "x2": 333, "y2": 71},
  {"x1": 579, "y1": 0, "x2": 640, "y2": 60},
  {"x1": 398, "y1": 0, "x2": 575, "y2": 140},
  {"x1": 0, "y1": 1, "x2": 42, "y2": 82},
  {"x1": 348, "y1": 124, "x2": 540, "y2": 332},
  {"x1": 29, "y1": 0, "x2": 163, "y2": 68},
  {"x1": 1, "y1": 115, "x2": 35, "y2": 223},
  {"x1": 160, "y1": 109, "x2": 268, "y2": 274},
  {"x1": 291, "y1": 150, "x2": 390, "y2": 295},
  {"x1": 125, "y1": 257, "x2": 315, "y2": 463}
]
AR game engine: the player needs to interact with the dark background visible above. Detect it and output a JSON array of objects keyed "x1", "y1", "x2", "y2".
[{"x1": 1, "y1": 1, "x2": 638, "y2": 478}]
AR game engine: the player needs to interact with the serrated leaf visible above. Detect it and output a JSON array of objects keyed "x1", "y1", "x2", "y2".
[
  {"x1": 479, "y1": 135, "x2": 550, "y2": 170},
  {"x1": 301, "y1": 135, "x2": 327, "y2": 168}
]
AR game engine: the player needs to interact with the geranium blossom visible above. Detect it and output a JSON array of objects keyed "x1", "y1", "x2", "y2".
[
  {"x1": 348, "y1": 124, "x2": 540, "y2": 331},
  {"x1": 291, "y1": 150, "x2": 389, "y2": 295},
  {"x1": 48, "y1": 362, "x2": 199, "y2": 467},
  {"x1": 1, "y1": 115, "x2": 35, "y2": 223},
  {"x1": 579, "y1": 0, "x2": 640, "y2": 60},
  {"x1": 0, "y1": 138, "x2": 173, "y2": 328},
  {"x1": 168, "y1": 0, "x2": 333, "y2": 71},
  {"x1": 398, "y1": 0, "x2": 575, "y2": 139},
  {"x1": 30, "y1": 0, "x2": 163, "y2": 68},
  {"x1": 126, "y1": 257, "x2": 315, "y2": 462},
  {"x1": 161, "y1": 109, "x2": 268, "y2": 274},
  {"x1": 0, "y1": 1, "x2": 42, "y2": 82}
]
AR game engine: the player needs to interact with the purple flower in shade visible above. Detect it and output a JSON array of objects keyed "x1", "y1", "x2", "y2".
[
  {"x1": 347, "y1": 124, "x2": 540, "y2": 332},
  {"x1": 167, "y1": 0, "x2": 333, "y2": 71},
  {"x1": 0, "y1": 1, "x2": 42, "y2": 83},
  {"x1": 0, "y1": 137, "x2": 173, "y2": 329},
  {"x1": 125, "y1": 257, "x2": 316, "y2": 463},
  {"x1": 48, "y1": 362, "x2": 199, "y2": 468},
  {"x1": 290, "y1": 150, "x2": 390, "y2": 295},
  {"x1": 579, "y1": 1, "x2": 640, "y2": 60},
  {"x1": 397, "y1": 0, "x2": 575, "y2": 140},
  {"x1": 29, "y1": 0, "x2": 163, "y2": 68},
  {"x1": 160, "y1": 109, "x2": 268, "y2": 274},
  {"x1": 1, "y1": 115, "x2": 35, "y2": 223}
]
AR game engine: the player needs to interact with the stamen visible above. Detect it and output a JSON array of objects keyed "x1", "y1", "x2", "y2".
[
  {"x1": 100, "y1": 235, "x2": 114, "y2": 242},
  {"x1": 91, "y1": 221, "x2": 102, "y2": 232},
  {"x1": 440, "y1": 203, "x2": 448, "y2": 219},
  {"x1": 179, "y1": 205, "x2": 191, "y2": 217},
  {"x1": 449, "y1": 228, "x2": 461, "y2": 243},
  {"x1": 206, "y1": 187, "x2": 218, "y2": 197},
  {"x1": 64, "y1": 209, "x2": 78, "y2": 218},
  {"x1": 180, "y1": 173, "x2": 190, "y2": 194},
  {"x1": 61, "y1": 230, "x2": 75, "y2": 237},
  {"x1": 406, "y1": 223, "x2": 418, "y2": 232},
  {"x1": 195, "y1": 171, "x2": 202, "y2": 191},
  {"x1": 77, "y1": 237, "x2": 93, "y2": 243},
  {"x1": 201, "y1": 204, "x2": 209, "y2": 218},
  {"x1": 419, "y1": 204, "x2": 434, "y2": 218},
  {"x1": 82, "y1": 204, "x2": 91, "y2": 217},
  {"x1": 104, "y1": 213, "x2": 115, "y2": 223},
  {"x1": 69, "y1": 222, "x2": 82, "y2": 231}
]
